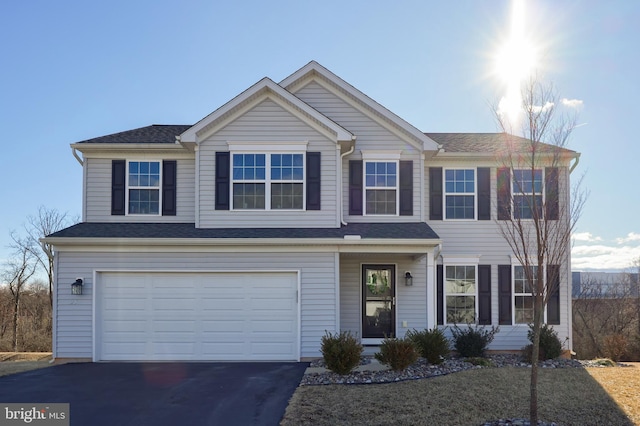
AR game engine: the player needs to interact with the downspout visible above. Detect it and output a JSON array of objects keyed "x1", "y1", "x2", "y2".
[
  {"x1": 340, "y1": 137, "x2": 356, "y2": 226},
  {"x1": 569, "y1": 153, "x2": 581, "y2": 173},
  {"x1": 71, "y1": 147, "x2": 84, "y2": 166}
]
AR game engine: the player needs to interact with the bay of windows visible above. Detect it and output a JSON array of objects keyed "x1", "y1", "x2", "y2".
[{"x1": 232, "y1": 153, "x2": 304, "y2": 210}]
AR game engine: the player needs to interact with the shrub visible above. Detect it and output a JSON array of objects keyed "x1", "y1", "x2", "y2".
[
  {"x1": 521, "y1": 344, "x2": 545, "y2": 363},
  {"x1": 374, "y1": 337, "x2": 419, "y2": 371},
  {"x1": 320, "y1": 330, "x2": 363, "y2": 375},
  {"x1": 451, "y1": 324, "x2": 499, "y2": 358},
  {"x1": 527, "y1": 323, "x2": 563, "y2": 360},
  {"x1": 603, "y1": 333, "x2": 628, "y2": 362},
  {"x1": 405, "y1": 327, "x2": 450, "y2": 364}
]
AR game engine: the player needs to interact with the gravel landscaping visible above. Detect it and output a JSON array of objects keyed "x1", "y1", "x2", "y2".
[{"x1": 302, "y1": 354, "x2": 593, "y2": 386}]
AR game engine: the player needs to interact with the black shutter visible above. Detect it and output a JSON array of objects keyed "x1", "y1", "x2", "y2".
[
  {"x1": 111, "y1": 160, "x2": 126, "y2": 216},
  {"x1": 437, "y1": 265, "x2": 444, "y2": 325},
  {"x1": 399, "y1": 160, "x2": 413, "y2": 216},
  {"x1": 477, "y1": 167, "x2": 491, "y2": 220},
  {"x1": 429, "y1": 167, "x2": 443, "y2": 220},
  {"x1": 497, "y1": 168, "x2": 511, "y2": 220},
  {"x1": 545, "y1": 167, "x2": 559, "y2": 220},
  {"x1": 547, "y1": 264, "x2": 561, "y2": 325},
  {"x1": 349, "y1": 160, "x2": 363, "y2": 216},
  {"x1": 478, "y1": 265, "x2": 492, "y2": 325},
  {"x1": 162, "y1": 160, "x2": 177, "y2": 216},
  {"x1": 306, "y1": 152, "x2": 321, "y2": 210},
  {"x1": 498, "y1": 265, "x2": 512, "y2": 325},
  {"x1": 215, "y1": 152, "x2": 230, "y2": 210}
]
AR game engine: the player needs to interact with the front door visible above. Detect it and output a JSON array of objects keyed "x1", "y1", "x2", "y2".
[{"x1": 362, "y1": 264, "x2": 395, "y2": 338}]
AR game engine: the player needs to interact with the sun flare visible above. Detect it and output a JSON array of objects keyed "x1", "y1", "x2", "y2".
[{"x1": 494, "y1": 0, "x2": 538, "y2": 126}]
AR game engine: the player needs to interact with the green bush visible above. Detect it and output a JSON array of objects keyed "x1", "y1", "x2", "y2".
[
  {"x1": 527, "y1": 323, "x2": 563, "y2": 360},
  {"x1": 405, "y1": 328, "x2": 450, "y2": 364},
  {"x1": 451, "y1": 324, "x2": 499, "y2": 358},
  {"x1": 521, "y1": 344, "x2": 544, "y2": 363},
  {"x1": 320, "y1": 330, "x2": 363, "y2": 375},
  {"x1": 374, "y1": 337, "x2": 419, "y2": 371}
]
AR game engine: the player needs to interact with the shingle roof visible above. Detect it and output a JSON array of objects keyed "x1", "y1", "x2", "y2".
[
  {"x1": 425, "y1": 132, "x2": 576, "y2": 154},
  {"x1": 47, "y1": 222, "x2": 439, "y2": 240},
  {"x1": 75, "y1": 125, "x2": 192, "y2": 144}
]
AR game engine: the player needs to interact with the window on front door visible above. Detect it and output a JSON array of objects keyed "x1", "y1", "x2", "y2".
[
  {"x1": 362, "y1": 265, "x2": 395, "y2": 338},
  {"x1": 364, "y1": 161, "x2": 398, "y2": 215}
]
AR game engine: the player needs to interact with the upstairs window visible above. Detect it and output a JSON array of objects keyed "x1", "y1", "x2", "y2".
[
  {"x1": 365, "y1": 161, "x2": 398, "y2": 215},
  {"x1": 445, "y1": 169, "x2": 475, "y2": 219},
  {"x1": 513, "y1": 169, "x2": 543, "y2": 219},
  {"x1": 231, "y1": 153, "x2": 304, "y2": 210},
  {"x1": 128, "y1": 161, "x2": 160, "y2": 215}
]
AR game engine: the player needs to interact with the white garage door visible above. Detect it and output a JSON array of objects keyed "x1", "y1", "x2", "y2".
[{"x1": 97, "y1": 271, "x2": 298, "y2": 361}]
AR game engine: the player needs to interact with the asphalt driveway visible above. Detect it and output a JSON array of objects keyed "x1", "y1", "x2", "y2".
[{"x1": 0, "y1": 362, "x2": 308, "y2": 426}]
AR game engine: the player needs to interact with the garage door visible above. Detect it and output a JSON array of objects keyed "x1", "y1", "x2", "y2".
[{"x1": 97, "y1": 271, "x2": 298, "y2": 361}]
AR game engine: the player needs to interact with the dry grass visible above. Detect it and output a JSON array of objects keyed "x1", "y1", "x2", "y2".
[
  {"x1": 587, "y1": 363, "x2": 640, "y2": 425},
  {"x1": 0, "y1": 352, "x2": 53, "y2": 377},
  {"x1": 281, "y1": 367, "x2": 635, "y2": 426}
]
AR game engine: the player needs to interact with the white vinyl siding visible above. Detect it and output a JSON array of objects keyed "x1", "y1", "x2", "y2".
[
  {"x1": 53, "y1": 250, "x2": 337, "y2": 360},
  {"x1": 84, "y1": 158, "x2": 195, "y2": 223},
  {"x1": 198, "y1": 99, "x2": 338, "y2": 228}
]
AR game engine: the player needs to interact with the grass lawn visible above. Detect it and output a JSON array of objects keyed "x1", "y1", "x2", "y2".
[
  {"x1": 281, "y1": 366, "x2": 637, "y2": 426},
  {"x1": 0, "y1": 352, "x2": 52, "y2": 377}
]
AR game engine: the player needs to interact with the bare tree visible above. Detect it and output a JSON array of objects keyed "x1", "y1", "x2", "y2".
[
  {"x1": 2, "y1": 233, "x2": 38, "y2": 352},
  {"x1": 22, "y1": 206, "x2": 76, "y2": 307},
  {"x1": 494, "y1": 75, "x2": 586, "y2": 424}
]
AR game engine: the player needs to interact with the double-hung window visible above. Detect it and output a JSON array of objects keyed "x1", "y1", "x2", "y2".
[
  {"x1": 128, "y1": 161, "x2": 160, "y2": 215},
  {"x1": 513, "y1": 169, "x2": 543, "y2": 219},
  {"x1": 232, "y1": 153, "x2": 304, "y2": 210},
  {"x1": 445, "y1": 265, "x2": 477, "y2": 324},
  {"x1": 514, "y1": 265, "x2": 537, "y2": 324},
  {"x1": 444, "y1": 169, "x2": 475, "y2": 219},
  {"x1": 365, "y1": 161, "x2": 398, "y2": 215}
]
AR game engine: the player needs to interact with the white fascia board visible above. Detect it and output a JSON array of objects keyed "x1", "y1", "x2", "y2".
[
  {"x1": 71, "y1": 143, "x2": 190, "y2": 153},
  {"x1": 280, "y1": 61, "x2": 440, "y2": 152},
  {"x1": 179, "y1": 77, "x2": 352, "y2": 144},
  {"x1": 44, "y1": 237, "x2": 442, "y2": 253}
]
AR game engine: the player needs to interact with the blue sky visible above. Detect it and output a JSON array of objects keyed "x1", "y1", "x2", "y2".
[{"x1": 0, "y1": 0, "x2": 638, "y2": 271}]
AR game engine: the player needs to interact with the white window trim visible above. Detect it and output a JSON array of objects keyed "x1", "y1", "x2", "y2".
[
  {"x1": 443, "y1": 256, "x2": 480, "y2": 325},
  {"x1": 363, "y1": 159, "x2": 400, "y2": 216},
  {"x1": 125, "y1": 159, "x2": 162, "y2": 216},
  {"x1": 443, "y1": 167, "x2": 477, "y2": 221},
  {"x1": 511, "y1": 168, "x2": 545, "y2": 220},
  {"x1": 230, "y1": 152, "x2": 307, "y2": 211},
  {"x1": 512, "y1": 264, "x2": 547, "y2": 325}
]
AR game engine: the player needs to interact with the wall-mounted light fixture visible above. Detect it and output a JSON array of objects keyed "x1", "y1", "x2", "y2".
[
  {"x1": 404, "y1": 271, "x2": 413, "y2": 286},
  {"x1": 72, "y1": 278, "x2": 83, "y2": 295}
]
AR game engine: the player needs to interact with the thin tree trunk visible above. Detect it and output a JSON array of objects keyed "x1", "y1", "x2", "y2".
[
  {"x1": 12, "y1": 295, "x2": 19, "y2": 352},
  {"x1": 530, "y1": 296, "x2": 543, "y2": 425}
]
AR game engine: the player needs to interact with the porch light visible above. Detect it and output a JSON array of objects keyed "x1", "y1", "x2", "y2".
[
  {"x1": 404, "y1": 272, "x2": 413, "y2": 286},
  {"x1": 71, "y1": 278, "x2": 83, "y2": 295}
]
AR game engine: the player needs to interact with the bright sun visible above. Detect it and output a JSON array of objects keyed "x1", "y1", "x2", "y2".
[{"x1": 494, "y1": 0, "x2": 538, "y2": 126}]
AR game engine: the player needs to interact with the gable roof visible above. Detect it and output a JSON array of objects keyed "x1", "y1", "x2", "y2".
[
  {"x1": 280, "y1": 61, "x2": 440, "y2": 152},
  {"x1": 426, "y1": 132, "x2": 578, "y2": 156},
  {"x1": 179, "y1": 77, "x2": 353, "y2": 144}
]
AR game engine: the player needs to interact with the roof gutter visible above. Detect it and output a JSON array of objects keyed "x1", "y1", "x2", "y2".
[
  {"x1": 569, "y1": 152, "x2": 581, "y2": 174},
  {"x1": 71, "y1": 147, "x2": 84, "y2": 166}
]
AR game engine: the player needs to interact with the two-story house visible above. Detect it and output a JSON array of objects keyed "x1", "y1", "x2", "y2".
[{"x1": 43, "y1": 61, "x2": 578, "y2": 362}]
